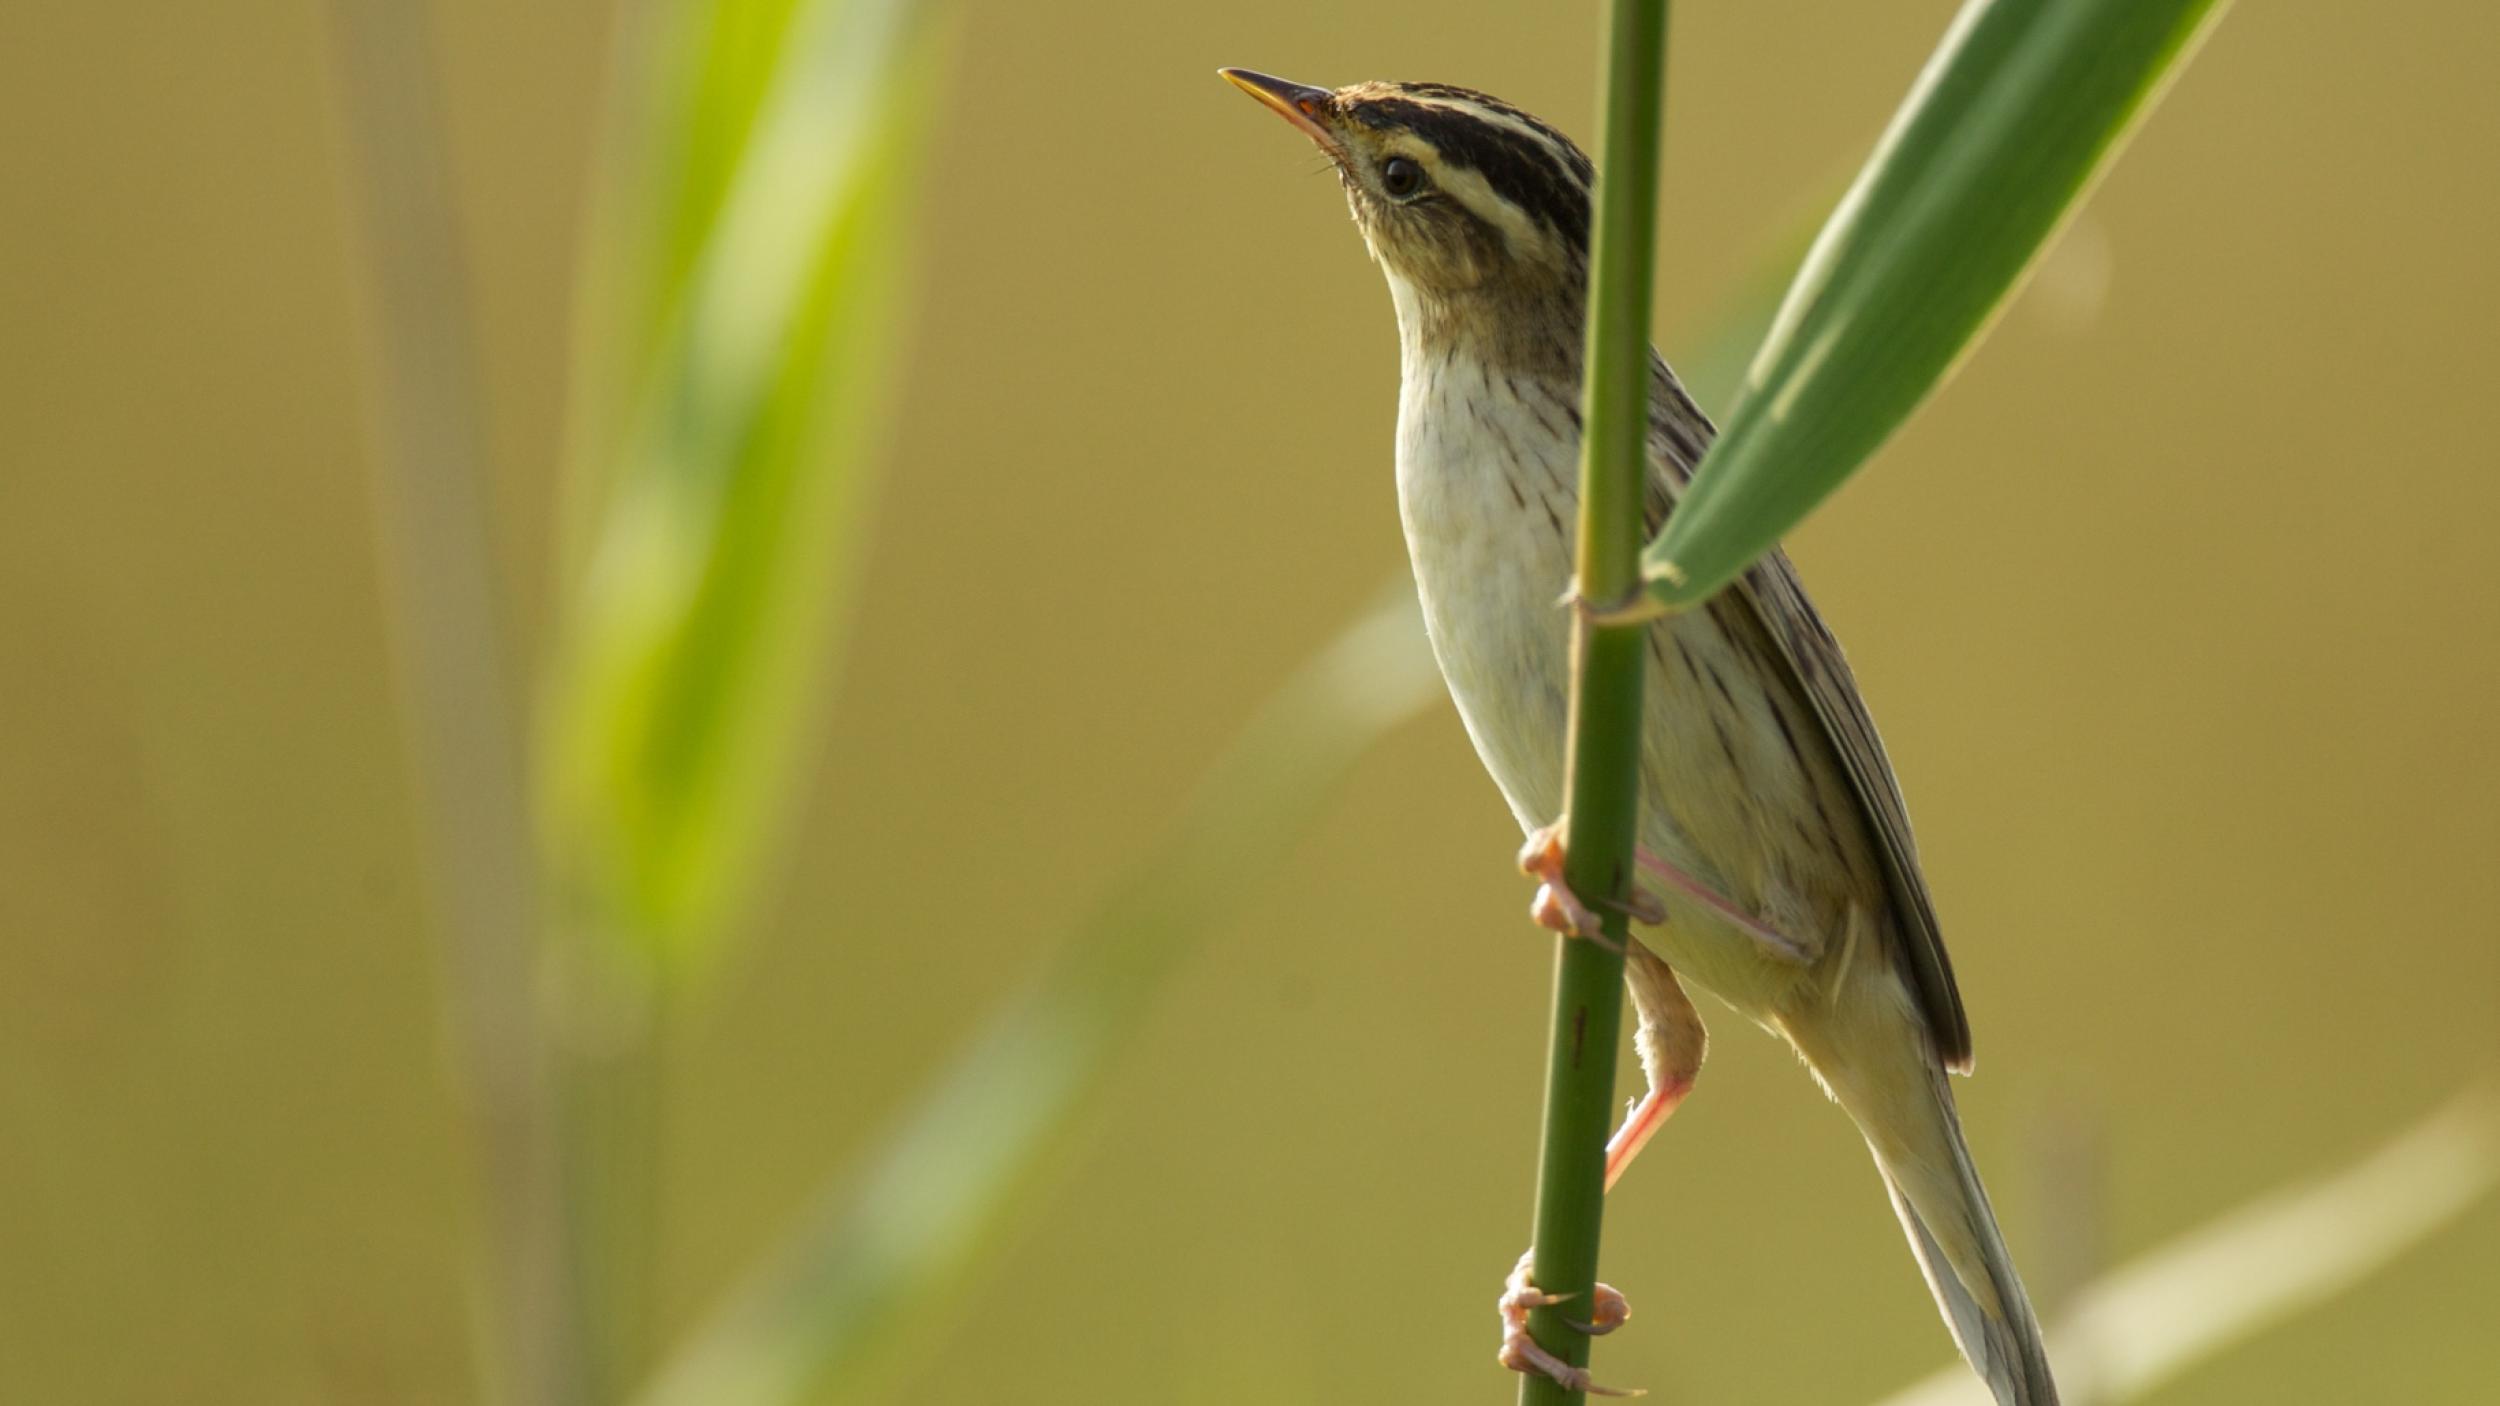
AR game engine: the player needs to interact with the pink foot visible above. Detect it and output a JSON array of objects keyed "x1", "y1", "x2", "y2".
[
  {"x1": 1498, "y1": 1251, "x2": 1643, "y2": 1397},
  {"x1": 1604, "y1": 1074, "x2": 1694, "y2": 1192},
  {"x1": 1612, "y1": 941, "x2": 1707, "y2": 1191},
  {"x1": 1518, "y1": 825, "x2": 1664, "y2": 949}
]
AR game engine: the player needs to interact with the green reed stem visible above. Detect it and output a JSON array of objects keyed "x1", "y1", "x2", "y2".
[{"x1": 1521, "y1": 2, "x2": 1670, "y2": 1403}]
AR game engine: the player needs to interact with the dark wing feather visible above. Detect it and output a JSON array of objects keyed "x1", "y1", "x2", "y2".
[
  {"x1": 1646, "y1": 356, "x2": 1974, "y2": 1072},
  {"x1": 1729, "y1": 552, "x2": 1973, "y2": 1072}
]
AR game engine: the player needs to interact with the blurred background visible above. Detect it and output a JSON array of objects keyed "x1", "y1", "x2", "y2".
[{"x1": 2, "y1": 1, "x2": 2495, "y2": 1404}]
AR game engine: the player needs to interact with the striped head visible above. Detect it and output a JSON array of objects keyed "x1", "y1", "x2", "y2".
[{"x1": 1221, "y1": 70, "x2": 1595, "y2": 300}]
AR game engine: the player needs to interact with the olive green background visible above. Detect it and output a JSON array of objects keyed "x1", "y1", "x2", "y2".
[{"x1": 3, "y1": 1, "x2": 2494, "y2": 1402}]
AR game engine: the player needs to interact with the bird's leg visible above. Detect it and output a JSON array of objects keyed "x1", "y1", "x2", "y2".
[
  {"x1": 1497, "y1": 1250, "x2": 1643, "y2": 1398},
  {"x1": 1518, "y1": 824, "x2": 1664, "y2": 952},
  {"x1": 1610, "y1": 941, "x2": 1705, "y2": 1190},
  {"x1": 1630, "y1": 845, "x2": 1813, "y2": 965},
  {"x1": 1512, "y1": 831, "x2": 1711, "y2": 1185},
  {"x1": 1497, "y1": 943, "x2": 1701, "y2": 1396}
]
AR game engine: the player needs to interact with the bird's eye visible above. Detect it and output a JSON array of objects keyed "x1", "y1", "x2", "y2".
[{"x1": 1380, "y1": 157, "x2": 1426, "y2": 199}]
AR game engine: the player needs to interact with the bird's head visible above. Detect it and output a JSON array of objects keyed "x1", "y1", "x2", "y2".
[{"x1": 1221, "y1": 69, "x2": 1594, "y2": 307}]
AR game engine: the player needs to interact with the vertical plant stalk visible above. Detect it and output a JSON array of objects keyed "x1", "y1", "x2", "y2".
[
  {"x1": 1522, "y1": 2, "x2": 1670, "y2": 1404},
  {"x1": 325, "y1": 3, "x2": 579, "y2": 1404},
  {"x1": 558, "y1": 963, "x2": 667, "y2": 1406}
]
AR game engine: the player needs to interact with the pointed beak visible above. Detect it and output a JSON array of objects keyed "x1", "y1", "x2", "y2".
[{"x1": 1219, "y1": 68, "x2": 1342, "y2": 155}]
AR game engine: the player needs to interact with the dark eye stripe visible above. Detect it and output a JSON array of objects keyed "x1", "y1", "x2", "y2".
[
  {"x1": 1397, "y1": 84, "x2": 1596, "y2": 184},
  {"x1": 1351, "y1": 94, "x2": 1593, "y2": 255}
]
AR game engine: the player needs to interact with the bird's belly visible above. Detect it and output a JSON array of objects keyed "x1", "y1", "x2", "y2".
[
  {"x1": 1395, "y1": 361, "x2": 1579, "y2": 835},
  {"x1": 1396, "y1": 373, "x2": 1860, "y2": 1016},
  {"x1": 1407, "y1": 513, "x2": 1574, "y2": 835}
]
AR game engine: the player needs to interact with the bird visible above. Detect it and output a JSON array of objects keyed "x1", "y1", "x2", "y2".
[{"x1": 1220, "y1": 68, "x2": 2059, "y2": 1406}]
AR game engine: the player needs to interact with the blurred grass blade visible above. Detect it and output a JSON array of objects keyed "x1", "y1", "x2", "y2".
[
  {"x1": 1873, "y1": 1087, "x2": 2500, "y2": 1406},
  {"x1": 1641, "y1": 0, "x2": 2227, "y2": 611},
  {"x1": 326, "y1": 4, "x2": 578, "y2": 1401},
  {"x1": 542, "y1": 0, "x2": 942, "y2": 967},
  {"x1": 633, "y1": 588, "x2": 1442, "y2": 1406}
]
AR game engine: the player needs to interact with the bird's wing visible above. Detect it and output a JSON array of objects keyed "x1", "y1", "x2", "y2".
[
  {"x1": 1645, "y1": 356, "x2": 1973, "y2": 1072},
  {"x1": 1728, "y1": 552, "x2": 1973, "y2": 1073}
]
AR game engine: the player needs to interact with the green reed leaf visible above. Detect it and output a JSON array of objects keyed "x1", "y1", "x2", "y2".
[
  {"x1": 1641, "y1": 0, "x2": 2227, "y2": 611},
  {"x1": 541, "y1": 0, "x2": 940, "y2": 967}
]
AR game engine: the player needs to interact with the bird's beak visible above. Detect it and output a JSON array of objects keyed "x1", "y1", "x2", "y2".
[{"x1": 1219, "y1": 68, "x2": 1342, "y2": 156}]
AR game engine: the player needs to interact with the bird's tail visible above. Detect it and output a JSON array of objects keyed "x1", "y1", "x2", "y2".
[{"x1": 1815, "y1": 1027, "x2": 2059, "y2": 1406}]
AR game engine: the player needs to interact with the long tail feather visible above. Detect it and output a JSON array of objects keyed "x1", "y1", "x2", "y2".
[{"x1": 1823, "y1": 1033, "x2": 2059, "y2": 1406}]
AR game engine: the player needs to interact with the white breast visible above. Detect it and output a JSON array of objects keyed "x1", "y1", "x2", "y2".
[{"x1": 1392, "y1": 331, "x2": 1580, "y2": 835}]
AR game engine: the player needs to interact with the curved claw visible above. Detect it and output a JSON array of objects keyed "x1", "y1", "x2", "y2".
[
  {"x1": 1564, "y1": 1280, "x2": 1632, "y2": 1337},
  {"x1": 1499, "y1": 1251, "x2": 1645, "y2": 1397},
  {"x1": 1499, "y1": 1335, "x2": 1645, "y2": 1398}
]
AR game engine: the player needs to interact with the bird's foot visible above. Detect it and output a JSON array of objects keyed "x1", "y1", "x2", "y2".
[
  {"x1": 1612, "y1": 945, "x2": 1706, "y2": 1191},
  {"x1": 1498, "y1": 1250, "x2": 1643, "y2": 1397},
  {"x1": 1603, "y1": 1072, "x2": 1695, "y2": 1193},
  {"x1": 1519, "y1": 825, "x2": 1665, "y2": 951}
]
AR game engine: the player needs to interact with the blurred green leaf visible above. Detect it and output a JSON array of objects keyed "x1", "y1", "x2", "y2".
[
  {"x1": 542, "y1": 0, "x2": 941, "y2": 965},
  {"x1": 1642, "y1": 0, "x2": 2227, "y2": 611},
  {"x1": 633, "y1": 588, "x2": 1442, "y2": 1406}
]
